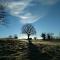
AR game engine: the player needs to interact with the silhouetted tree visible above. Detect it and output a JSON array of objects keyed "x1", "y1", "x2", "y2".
[
  {"x1": 41, "y1": 33, "x2": 46, "y2": 40},
  {"x1": 14, "y1": 34, "x2": 18, "y2": 39},
  {"x1": 47, "y1": 33, "x2": 54, "y2": 40},
  {"x1": 34, "y1": 37, "x2": 37, "y2": 40},
  {"x1": 47, "y1": 34, "x2": 51, "y2": 40},
  {"x1": 22, "y1": 24, "x2": 36, "y2": 43},
  {"x1": 50, "y1": 33, "x2": 54, "y2": 39}
]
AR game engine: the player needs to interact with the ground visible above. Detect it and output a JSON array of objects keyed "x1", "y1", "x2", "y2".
[{"x1": 0, "y1": 39, "x2": 60, "y2": 60}]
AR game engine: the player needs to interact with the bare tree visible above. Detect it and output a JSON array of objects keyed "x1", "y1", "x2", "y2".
[
  {"x1": 47, "y1": 33, "x2": 54, "y2": 40},
  {"x1": 22, "y1": 24, "x2": 36, "y2": 42}
]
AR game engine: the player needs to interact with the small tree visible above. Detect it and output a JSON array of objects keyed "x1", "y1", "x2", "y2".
[
  {"x1": 47, "y1": 33, "x2": 54, "y2": 40},
  {"x1": 22, "y1": 24, "x2": 36, "y2": 43},
  {"x1": 47, "y1": 34, "x2": 51, "y2": 40},
  {"x1": 14, "y1": 34, "x2": 18, "y2": 39},
  {"x1": 41, "y1": 33, "x2": 46, "y2": 40},
  {"x1": 34, "y1": 37, "x2": 37, "y2": 40},
  {"x1": 47, "y1": 33, "x2": 51, "y2": 40}
]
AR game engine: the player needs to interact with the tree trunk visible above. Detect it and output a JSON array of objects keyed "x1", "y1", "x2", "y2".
[
  {"x1": 28, "y1": 34, "x2": 30, "y2": 40},
  {"x1": 28, "y1": 34, "x2": 31, "y2": 43}
]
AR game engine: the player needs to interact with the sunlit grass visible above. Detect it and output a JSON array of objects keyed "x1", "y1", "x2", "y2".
[{"x1": 0, "y1": 39, "x2": 60, "y2": 60}]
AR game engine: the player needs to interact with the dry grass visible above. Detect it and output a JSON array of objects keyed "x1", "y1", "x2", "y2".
[
  {"x1": 32, "y1": 40, "x2": 60, "y2": 46},
  {"x1": 0, "y1": 39, "x2": 60, "y2": 60}
]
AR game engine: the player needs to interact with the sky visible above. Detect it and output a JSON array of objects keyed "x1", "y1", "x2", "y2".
[{"x1": 0, "y1": 0, "x2": 60, "y2": 39}]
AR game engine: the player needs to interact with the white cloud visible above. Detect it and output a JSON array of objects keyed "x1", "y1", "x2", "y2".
[
  {"x1": 7, "y1": 0, "x2": 44, "y2": 24},
  {"x1": 7, "y1": 0, "x2": 32, "y2": 16},
  {"x1": 4, "y1": 0, "x2": 48, "y2": 24},
  {"x1": 18, "y1": 13, "x2": 43, "y2": 24},
  {"x1": 7, "y1": 0, "x2": 59, "y2": 17},
  {"x1": 6, "y1": 0, "x2": 44, "y2": 24}
]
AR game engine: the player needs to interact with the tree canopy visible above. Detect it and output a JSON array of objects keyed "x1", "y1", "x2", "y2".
[{"x1": 22, "y1": 24, "x2": 36, "y2": 40}]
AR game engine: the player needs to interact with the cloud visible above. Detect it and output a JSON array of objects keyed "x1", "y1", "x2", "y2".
[
  {"x1": 7, "y1": 0, "x2": 60, "y2": 17},
  {"x1": 1, "y1": 0, "x2": 49, "y2": 24},
  {"x1": 6, "y1": 0, "x2": 44, "y2": 24},
  {"x1": 18, "y1": 13, "x2": 44, "y2": 24},
  {"x1": 0, "y1": 0, "x2": 59, "y2": 25},
  {"x1": 7, "y1": 0, "x2": 32, "y2": 16}
]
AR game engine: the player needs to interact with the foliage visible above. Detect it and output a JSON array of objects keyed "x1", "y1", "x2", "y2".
[
  {"x1": 41, "y1": 33, "x2": 46, "y2": 40},
  {"x1": 47, "y1": 33, "x2": 51, "y2": 40},
  {"x1": 14, "y1": 34, "x2": 18, "y2": 39}
]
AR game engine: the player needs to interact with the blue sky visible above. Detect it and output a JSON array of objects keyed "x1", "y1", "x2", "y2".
[{"x1": 0, "y1": 0, "x2": 60, "y2": 38}]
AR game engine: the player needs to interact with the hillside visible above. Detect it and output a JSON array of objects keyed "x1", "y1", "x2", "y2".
[{"x1": 0, "y1": 39, "x2": 60, "y2": 60}]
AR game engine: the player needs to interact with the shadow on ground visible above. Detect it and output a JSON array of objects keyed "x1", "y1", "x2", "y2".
[{"x1": 27, "y1": 42, "x2": 52, "y2": 60}]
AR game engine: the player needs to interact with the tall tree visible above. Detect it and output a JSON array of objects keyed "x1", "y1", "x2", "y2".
[{"x1": 22, "y1": 24, "x2": 36, "y2": 43}]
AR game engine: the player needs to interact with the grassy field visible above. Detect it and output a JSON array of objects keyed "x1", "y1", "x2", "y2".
[{"x1": 0, "y1": 39, "x2": 60, "y2": 60}]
